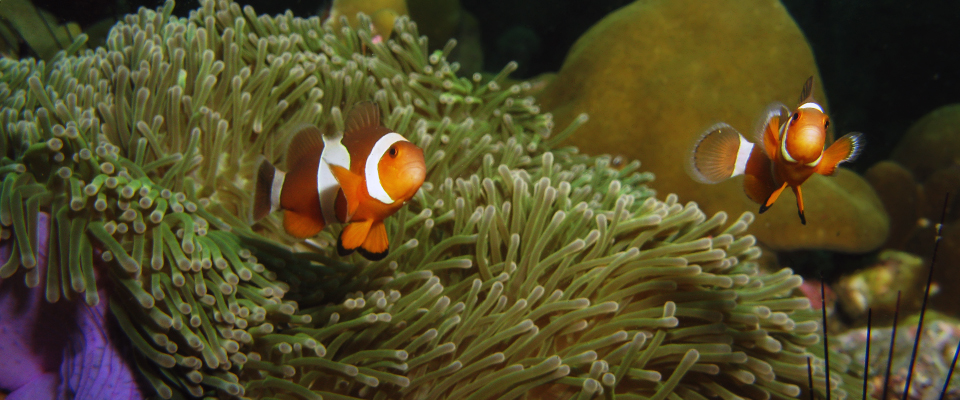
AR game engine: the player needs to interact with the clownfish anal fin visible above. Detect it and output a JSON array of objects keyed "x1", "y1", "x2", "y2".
[
  {"x1": 283, "y1": 210, "x2": 325, "y2": 239},
  {"x1": 358, "y1": 221, "x2": 389, "y2": 261},
  {"x1": 815, "y1": 132, "x2": 864, "y2": 176},
  {"x1": 338, "y1": 219, "x2": 374, "y2": 255},
  {"x1": 798, "y1": 76, "x2": 815, "y2": 105},
  {"x1": 328, "y1": 164, "x2": 362, "y2": 221},
  {"x1": 792, "y1": 185, "x2": 807, "y2": 225},
  {"x1": 286, "y1": 124, "x2": 325, "y2": 170},
  {"x1": 345, "y1": 101, "x2": 382, "y2": 135},
  {"x1": 758, "y1": 182, "x2": 789, "y2": 214}
]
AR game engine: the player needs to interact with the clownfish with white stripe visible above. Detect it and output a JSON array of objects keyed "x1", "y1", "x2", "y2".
[
  {"x1": 253, "y1": 101, "x2": 426, "y2": 260},
  {"x1": 687, "y1": 77, "x2": 864, "y2": 225}
]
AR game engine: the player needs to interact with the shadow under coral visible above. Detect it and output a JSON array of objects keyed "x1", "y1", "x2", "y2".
[{"x1": 0, "y1": 212, "x2": 145, "y2": 400}]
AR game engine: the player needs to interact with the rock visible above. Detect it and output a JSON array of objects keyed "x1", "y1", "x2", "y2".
[
  {"x1": 833, "y1": 250, "x2": 927, "y2": 326},
  {"x1": 408, "y1": 0, "x2": 484, "y2": 76},
  {"x1": 920, "y1": 166, "x2": 960, "y2": 223},
  {"x1": 327, "y1": 0, "x2": 409, "y2": 40},
  {"x1": 933, "y1": 221, "x2": 960, "y2": 316},
  {"x1": 537, "y1": 0, "x2": 889, "y2": 252},
  {"x1": 891, "y1": 103, "x2": 960, "y2": 182},
  {"x1": 864, "y1": 161, "x2": 923, "y2": 250},
  {"x1": 832, "y1": 315, "x2": 960, "y2": 400},
  {"x1": 863, "y1": 162, "x2": 960, "y2": 317}
]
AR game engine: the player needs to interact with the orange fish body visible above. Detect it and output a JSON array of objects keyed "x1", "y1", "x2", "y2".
[
  {"x1": 254, "y1": 102, "x2": 426, "y2": 260},
  {"x1": 688, "y1": 77, "x2": 863, "y2": 224}
]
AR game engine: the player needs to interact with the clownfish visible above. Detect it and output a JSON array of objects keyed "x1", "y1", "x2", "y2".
[
  {"x1": 687, "y1": 77, "x2": 864, "y2": 225},
  {"x1": 253, "y1": 101, "x2": 426, "y2": 260}
]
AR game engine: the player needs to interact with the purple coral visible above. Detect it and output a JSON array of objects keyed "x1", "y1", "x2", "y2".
[{"x1": 0, "y1": 212, "x2": 144, "y2": 400}]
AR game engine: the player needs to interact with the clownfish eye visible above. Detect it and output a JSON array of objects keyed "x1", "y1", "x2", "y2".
[
  {"x1": 791, "y1": 112, "x2": 799, "y2": 122},
  {"x1": 388, "y1": 146, "x2": 398, "y2": 158},
  {"x1": 824, "y1": 119, "x2": 830, "y2": 128}
]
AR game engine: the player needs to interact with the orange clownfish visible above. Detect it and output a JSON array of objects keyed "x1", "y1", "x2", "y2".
[
  {"x1": 688, "y1": 77, "x2": 864, "y2": 224},
  {"x1": 254, "y1": 102, "x2": 426, "y2": 260}
]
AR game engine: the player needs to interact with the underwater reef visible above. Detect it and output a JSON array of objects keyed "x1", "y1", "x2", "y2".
[
  {"x1": 0, "y1": 0, "x2": 864, "y2": 398},
  {"x1": 535, "y1": 0, "x2": 889, "y2": 255}
]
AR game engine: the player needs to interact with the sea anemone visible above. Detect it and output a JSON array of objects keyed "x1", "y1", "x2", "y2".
[{"x1": 0, "y1": 0, "x2": 862, "y2": 398}]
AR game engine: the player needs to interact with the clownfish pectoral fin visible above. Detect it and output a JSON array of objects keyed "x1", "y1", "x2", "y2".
[
  {"x1": 758, "y1": 182, "x2": 789, "y2": 214},
  {"x1": 254, "y1": 159, "x2": 283, "y2": 221},
  {"x1": 344, "y1": 101, "x2": 382, "y2": 135},
  {"x1": 337, "y1": 219, "x2": 374, "y2": 256},
  {"x1": 283, "y1": 210, "x2": 325, "y2": 238},
  {"x1": 687, "y1": 123, "x2": 755, "y2": 184},
  {"x1": 815, "y1": 132, "x2": 864, "y2": 176},
  {"x1": 798, "y1": 76, "x2": 815, "y2": 105},
  {"x1": 285, "y1": 124, "x2": 326, "y2": 170},
  {"x1": 328, "y1": 164, "x2": 363, "y2": 221},
  {"x1": 358, "y1": 221, "x2": 389, "y2": 261},
  {"x1": 754, "y1": 103, "x2": 789, "y2": 160},
  {"x1": 792, "y1": 185, "x2": 807, "y2": 225}
]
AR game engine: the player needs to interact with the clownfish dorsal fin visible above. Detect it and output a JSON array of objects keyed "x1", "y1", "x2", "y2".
[
  {"x1": 328, "y1": 164, "x2": 362, "y2": 221},
  {"x1": 344, "y1": 101, "x2": 382, "y2": 136},
  {"x1": 798, "y1": 76, "x2": 815, "y2": 106},
  {"x1": 285, "y1": 124, "x2": 325, "y2": 170}
]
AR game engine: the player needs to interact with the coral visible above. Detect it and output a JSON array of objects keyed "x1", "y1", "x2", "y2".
[
  {"x1": 833, "y1": 250, "x2": 928, "y2": 326},
  {"x1": 327, "y1": 0, "x2": 410, "y2": 40},
  {"x1": 832, "y1": 315, "x2": 960, "y2": 400},
  {"x1": 536, "y1": 0, "x2": 890, "y2": 253},
  {"x1": 864, "y1": 157, "x2": 959, "y2": 317},
  {"x1": 0, "y1": 0, "x2": 863, "y2": 399},
  {"x1": 891, "y1": 103, "x2": 960, "y2": 182},
  {"x1": 864, "y1": 161, "x2": 923, "y2": 250}
]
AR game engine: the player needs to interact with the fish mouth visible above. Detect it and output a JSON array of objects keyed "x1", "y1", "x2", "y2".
[{"x1": 402, "y1": 161, "x2": 427, "y2": 198}]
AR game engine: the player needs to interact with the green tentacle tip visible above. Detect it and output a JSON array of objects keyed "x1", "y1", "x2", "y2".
[{"x1": 87, "y1": 221, "x2": 141, "y2": 273}]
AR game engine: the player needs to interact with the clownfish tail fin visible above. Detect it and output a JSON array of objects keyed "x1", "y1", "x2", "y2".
[
  {"x1": 687, "y1": 123, "x2": 755, "y2": 184},
  {"x1": 254, "y1": 159, "x2": 284, "y2": 221}
]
